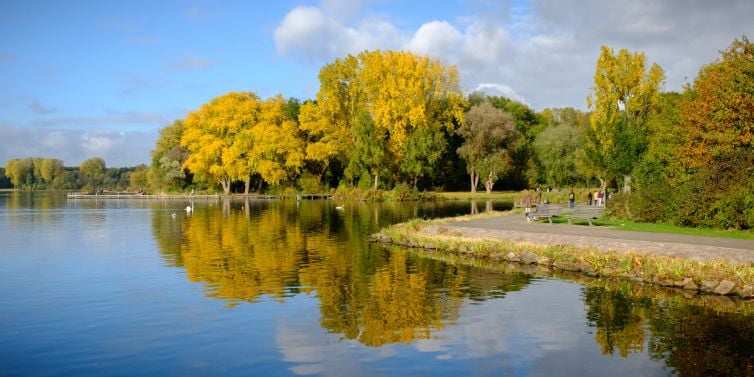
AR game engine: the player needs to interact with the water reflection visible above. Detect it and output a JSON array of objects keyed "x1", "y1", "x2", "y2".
[
  {"x1": 152, "y1": 199, "x2": 525, "y2": 346},
  {"x1": 583, "y1": 281, "x2": 754, "y2": 376}
]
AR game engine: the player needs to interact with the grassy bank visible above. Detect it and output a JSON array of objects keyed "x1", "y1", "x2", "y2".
[{"x1": 371, "y1": 212, "x2": 754, "y2": 299}]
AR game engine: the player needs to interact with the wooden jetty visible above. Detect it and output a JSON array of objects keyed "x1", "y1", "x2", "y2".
[{"x1": 66, "y1": 192, "x2": 333, "y2": 200}]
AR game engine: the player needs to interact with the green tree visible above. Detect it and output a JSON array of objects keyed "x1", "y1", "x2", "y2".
[
  {"x1": 127, "y1": 164, "x2": 149, "y2": 191},
  {"x1": 400, "y1": 125, "x2": 447, "y2": 188},
  {"x1": 149, "y1": 120, "x2": 189, "y2": 193},
  {"x1": 345, "y1": 110, "x2": 388, "y2": 189},
  {"x1": 79, "y1": 157, "x2": 106, "y2": 191},
  {"x1": 533, "y1": 124, "x2": 582, "y2": 186},
  {"x1": 457, "y1": 102, "x2": 519, "y2": 193},
  {"x1": 0, "y1": 168, "x2": 11, "y2": 188},
  {"x1": 470, "y1": 92, "x2": 547, "y2": 189},
  {"x1": 586, "y1": 46, "x2": 665, "y2": 192}
]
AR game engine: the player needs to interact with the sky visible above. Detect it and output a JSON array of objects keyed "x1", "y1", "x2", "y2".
[{"x1": 1, "y1": 0, "x2": 753, "y2": 168}]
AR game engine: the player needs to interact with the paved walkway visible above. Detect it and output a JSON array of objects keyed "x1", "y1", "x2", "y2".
[{"x1": 421, "y1": 214, "x2": 754, "y2": 265}]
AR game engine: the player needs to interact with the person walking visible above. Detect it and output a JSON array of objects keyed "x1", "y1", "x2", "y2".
[
  {"x1": 587, "y1": 191, "x2": 593, "y2": 205},
  {"x1": 568, "y1": 189, "x2": 575, "y2": 208},
  {"x1": 524, "y1": 189, "x2": 533, "y2": 223}
]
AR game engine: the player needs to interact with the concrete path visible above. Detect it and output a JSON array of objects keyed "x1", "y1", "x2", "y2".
[{"x1": 423, "y1": 214, "x2": 754, "y2": 265}]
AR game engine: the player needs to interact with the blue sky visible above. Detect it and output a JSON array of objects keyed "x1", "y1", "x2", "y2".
[{"x1": 1, "y1": 0, "x2": 753, "y2": 167}]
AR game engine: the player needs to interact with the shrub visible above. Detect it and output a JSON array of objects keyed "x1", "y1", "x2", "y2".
[{"x1": 297, "y1": 172, "x2": 323, "y2": 193}]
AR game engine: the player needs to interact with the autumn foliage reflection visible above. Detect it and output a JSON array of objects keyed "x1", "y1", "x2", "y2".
[{"x1": 152, "y1": 200, "x2": 529, "y2": 346}]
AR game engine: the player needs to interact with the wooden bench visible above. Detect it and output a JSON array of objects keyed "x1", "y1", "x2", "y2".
[
  {"x1": 565, "y1": 205, "x2": 604, "y2": 225},
  {"x1": 531, "y1": 204, "x2": 561, "y2": 224}
]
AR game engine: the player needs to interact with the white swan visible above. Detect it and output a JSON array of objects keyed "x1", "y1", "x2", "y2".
[{"x1": 185, "y1": 205, "x2": 193, "y2": 213}]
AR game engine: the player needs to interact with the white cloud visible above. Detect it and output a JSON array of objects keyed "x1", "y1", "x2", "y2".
[
  {"x1": 274, "y1": 1, "x2": 754, "y2": 110},
  {"x1": 274, "y1": 6, "x2": 403, "y2": 62},
  {"x1": 473, "y1": 83, "x2": 529, "y2": 106},
  {"x1": 81, "y1": 129, "x2": 123, "y2": 154},
  {"x1": 405, "y1": 21, "x2": 463, "y2": 58}
]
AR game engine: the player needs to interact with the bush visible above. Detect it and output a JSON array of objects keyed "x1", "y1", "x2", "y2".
[
  {"x1": 627, "y1": 159, "x2": 678, "y2": 223},
  {"x1": 675, "y1": 151, "x2": 754, "y2": 229},
  {"x1": 298, "y1": 172, "x2": 323, "y2": 193}
]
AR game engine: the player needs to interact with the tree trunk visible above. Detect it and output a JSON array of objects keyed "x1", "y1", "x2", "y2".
[
  {"x1": 373, "y1": 173, "x2": 379, "y2": 190},
  {"x1": 220, "y1": 177, "x2": 231, "y2": 195},
  {"x1": 484, "y1": 172, "x2": 494, "y2": 194},
  {"x1": 470, "y1": 169, "x2": 478, "y2": 193},
  {"x1": 623, "y1": 174, "x2": 631, "y2": 193},
  {"x1": 244, "y1": 175, "x2": 251, "y2": 195}
]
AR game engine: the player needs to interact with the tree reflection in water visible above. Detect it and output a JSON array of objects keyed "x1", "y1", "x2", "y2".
[
  {"x1": 152, "y1": 199, "x2": 530, "y2": 346},
  {"x1": 584, "y1": 281, "x2": 754, "y2": 376}
]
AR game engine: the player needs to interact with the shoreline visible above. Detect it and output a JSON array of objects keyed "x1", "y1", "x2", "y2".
[{"x1": 371, "y1": 212, "x2": 754, "y2": 299}]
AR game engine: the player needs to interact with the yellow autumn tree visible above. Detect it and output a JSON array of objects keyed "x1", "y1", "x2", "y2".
[
  {"x1": 181, "y1": 92, "x2": 262, "y2": 194},
  {"x1": 359, "y1": 50, "x2": 464, "y2": 160},
  {"x1": 251, "y1": 95, "x2": 306, "y2": 186},
  {"x1": 311, "y1": 50, "x2": 464, "y2": 186},
  {"x1": 299, "y1": 55, "x2": 360, "y2": 178}
]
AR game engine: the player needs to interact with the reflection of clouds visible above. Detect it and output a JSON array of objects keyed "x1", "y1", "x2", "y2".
[
  {"x1": 276, "y1": 315, "x2": 368, "y2": 376},
  {"x1": 414, "y1": 280, "x2": 583, "y2": 361},
  {"x1": 275, "y1": 279, "x2": 667, "y2": 376}
]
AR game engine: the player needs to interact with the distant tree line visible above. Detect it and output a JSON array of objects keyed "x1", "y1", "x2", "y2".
[{"x1": 3, "y1": 156, "x2": 146, "y2": 192}]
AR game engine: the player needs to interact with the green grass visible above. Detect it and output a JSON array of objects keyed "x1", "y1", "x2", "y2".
[
  {"x1": 595, "y1": 218, "x2": 754, "y2": 240},
  {"x1": 535, "y1": 209, "x2": 754, "y2": 240}
]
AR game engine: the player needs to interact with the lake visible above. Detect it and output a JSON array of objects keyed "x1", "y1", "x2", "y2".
[{"x1": 1, "y1": 191, "x2": 753, "y2": 376}]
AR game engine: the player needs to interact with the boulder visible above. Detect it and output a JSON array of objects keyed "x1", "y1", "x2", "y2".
[
  {"x1": 520, "y1": 251, "x2": 538, "y2": 264},
  {"x1": 506, "y1": 252, "x2": 520, "y2": 263},
  {"x1": 554, "y1": 261, "x2": 579, "y2": 272},
  {"x1": 714, "y1": 280, "x2": 736, "y2": 296},
  {"x1": 578, "y1": 261, "x2": 595, "y2": 275},
  {"x1": 536, "y1": 256, "x2": 553, "y2": 266},
  {"x1": 737, "y1": 285, "x2": 754, "y2": 298},
  {"x1": 700, "y1": 280, "x2": 719, "y2": 294},
  {"x1": 682, "y1": 278, "x2": 699, "y2": 291}
]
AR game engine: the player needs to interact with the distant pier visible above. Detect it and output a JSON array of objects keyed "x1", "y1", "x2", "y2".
[{"x1": 66, "y1": 192, "x2": 333, "y2": 200}]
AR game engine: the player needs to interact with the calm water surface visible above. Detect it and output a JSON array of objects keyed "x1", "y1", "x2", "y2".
[{"x1": 1, "y1": 192, "x2": 753, "y2": 376}]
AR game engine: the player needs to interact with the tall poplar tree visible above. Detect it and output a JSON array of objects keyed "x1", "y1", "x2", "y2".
[{"x1": 585, "y1": 46, "x2": 665, "y2": 192}]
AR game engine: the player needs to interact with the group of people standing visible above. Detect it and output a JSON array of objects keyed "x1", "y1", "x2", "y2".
[{"x1": 586, "y1": 190, "x2": 607, "y2": 206}]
